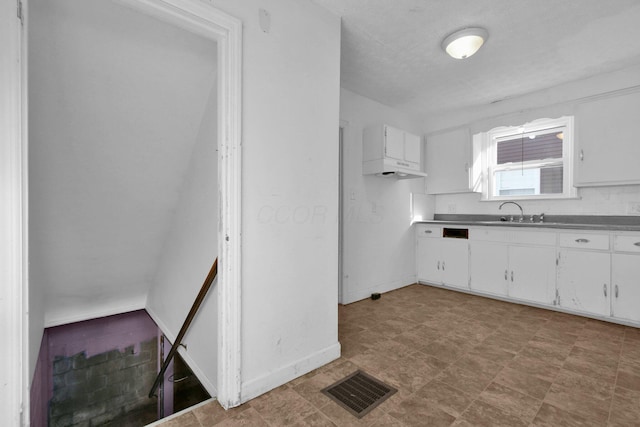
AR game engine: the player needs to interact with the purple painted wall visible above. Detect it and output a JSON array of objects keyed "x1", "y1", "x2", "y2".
[
  {"x1": 30, "y1": 330, "x2": 49, "y2": 427},
  {"x1": 30, "y1": 310, "x2": 160, "y2": 425}
]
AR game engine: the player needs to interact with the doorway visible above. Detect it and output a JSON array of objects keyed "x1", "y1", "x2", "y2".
[{"x1": 22, "y1": 0, "x2": 243, "y2": 424}]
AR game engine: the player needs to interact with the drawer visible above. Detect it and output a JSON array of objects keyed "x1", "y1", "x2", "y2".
[
  {"x1": 469, "y1": 227, "x2": 509, "y2": 242},
  {"x1": 559, "y1": 232, "x2": 609, "y2": 250},
  {"x1": 614, "y1": 234, "x2": 640, "y2": 253},
  {"x1": 510, "y1": 230, "x2": 556, "y2": 246},
  {"x1": 416, "y1": 224, "x2": 441, "y2": 238}
]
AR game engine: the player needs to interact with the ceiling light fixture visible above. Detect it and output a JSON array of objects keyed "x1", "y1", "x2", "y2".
[{"x1": 442, "y1": 27, "x2": 488, "y2": 59}]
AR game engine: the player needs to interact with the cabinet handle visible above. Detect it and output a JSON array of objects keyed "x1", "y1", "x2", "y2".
[
  {"x1": 615, "y1": 284, "x2": 619, "y2": 298},
  {"x1": 437, "y1": 261, "x2": 440, "y2": 270},
  {"x1": 424, "y1": 230, "x2": 433, "y2": 234},
  {"x1": 442, "y1": 261, "x2": 446, "y2": 271},
  {"x1": 603, "y1": 284, "x2": 607, "y2": 297},
  {"x1": 504, "y1": 270, "x2": 508, "y2": 280},
  {"x1": 580, "y1": 149, "x2": 584, "y2": 161},
  {"x1": 511, "y1": 271, "x2": 514, "y2": 282},
  {"x1": 464, "y1": 162, "x2": 469, "y2": 172},
  {"x1": 634, "y1": 242, "x2": 640, "y2": 247},
  {"x1": 575, "y1": 238, "x2": 590, "y2": 244}
]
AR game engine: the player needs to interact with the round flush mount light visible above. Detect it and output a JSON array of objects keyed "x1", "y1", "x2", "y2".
[{"x1": 442, "y1": 27, "x2": 488, "y2": 59}]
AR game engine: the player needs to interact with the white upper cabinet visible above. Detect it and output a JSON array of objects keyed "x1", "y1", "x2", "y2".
[
  {"x1": 574, "y1": 90, "x2": 640, "y2": 186},
  {"x1": 363, "y1": 124, "x2": 426, "y2": 178},
  {"x1": 425, "y1": 128, "x2": 473, "y2": 194}
]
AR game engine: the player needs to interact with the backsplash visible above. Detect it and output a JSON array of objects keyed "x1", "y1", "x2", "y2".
[{"x1": 435, "y1": 185, "x2": 640, "y2": 216}]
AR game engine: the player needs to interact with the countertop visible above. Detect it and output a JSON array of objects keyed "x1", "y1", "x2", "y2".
[{"x1": 414, "y1": 214, "x2": 640, "y2": 232}]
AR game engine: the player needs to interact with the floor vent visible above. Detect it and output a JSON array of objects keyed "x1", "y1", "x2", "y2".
[{"x1": 321, "y1": 370, "x2": 397, "y2": 418}]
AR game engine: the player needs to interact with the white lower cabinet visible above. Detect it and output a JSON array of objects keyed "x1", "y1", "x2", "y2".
[
  {"x1": 440, "y1": 239, "x2": 470, "y2": 289},
  {"x1": 508, "y1": 245, "x2": 557, "y2": 305},
  {"x1": 470, "y1": 237, "x2": 556, "y2": 304},
  {"x1": 612, "y1": 253, "x2": 640, "y2": 322},
  {"x1": 416, "y1": 226, "x2": 469, "y2": 289},
  {"x1": 469, "y1": 241, "x2": 508, "y2": 296},
  {"x1": 557, "y1": 249, "x2": 611, "y2": 316}
]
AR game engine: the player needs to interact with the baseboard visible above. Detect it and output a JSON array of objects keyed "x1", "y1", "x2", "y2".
[
  {"x1": 241, "y1": 341, "x2": 341, "y2": 403},
  {"x1": 343, "y1": 275, "x2": 416, "y2": 304},
  {"x1": 144, "y1": 306, "x2": 218, "y2": 398}
]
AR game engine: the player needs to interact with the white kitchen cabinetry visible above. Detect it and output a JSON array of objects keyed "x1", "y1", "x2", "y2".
[
  {"x1": 363, "y1": 124, "x2": 426, "y2": 178},
  {"x1": 416, "y1": 225, "x2": 469, "y2": 289},
  {"x1": 611, "y1": 233, "x2": 640, "y2": 322},
  {"x1": 469, "y1": 229, "x2": 556, "y2": 303},
  {"x1": 574, "y1": 90, "x2": 640, "y2": 186},
  {"x1": 417, "y1": 224, "x2": 640, "y2": 327},
  {"x1": 425, "y1": 128, "x2": 472, "y2": 194},
  {"x1": 508, "y1": 245, "x2": 557, "y2": 304},
  {"x1": 557, "y1": 232, "x2": 611, "y2": 316},
  {"x1": 469, "y1": 240, "x2": 509, "y2": 296}
]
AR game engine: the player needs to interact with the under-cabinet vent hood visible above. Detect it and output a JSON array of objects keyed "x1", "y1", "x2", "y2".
[
  {"x1": 362, "y1": 124, "x2": 427, "y2": 180},
  {"x1": 363, "y1": 159, "x2": 429, "y2": 179}
]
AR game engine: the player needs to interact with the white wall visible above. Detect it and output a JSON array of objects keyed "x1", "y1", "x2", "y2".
[
  {"x1": 423, "y1": 64, "x2": 640, "y2": 216},
  {"x1": 207, "y1": 0, "x2": 342, "y2": 401},
  {"x1": 145, "y1": 80, "x2": 219, "y2": 396},
  {"x1": 340, "y1": 89, "x2": 430, "y2": 304},
  {"x1": 28, "y1": 0, "x2": 218, "y2": 327}
]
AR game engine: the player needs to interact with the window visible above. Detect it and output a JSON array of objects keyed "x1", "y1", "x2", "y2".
[{"x1": 476, "y1": 117, "x2": 576, "y2": 200}]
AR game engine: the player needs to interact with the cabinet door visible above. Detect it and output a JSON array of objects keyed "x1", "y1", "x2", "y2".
[
  {"x1": 385, "y1": 125, "x2": 405, "y2": 161},
  {"x1": 612, "y1": 253, "x2": 640, "y2": 322},
  {"x1": 574, "y1": 91, "x2": 640, "y2": 186},
  {"x1": 557, "y1": 250, "x2": 611, "y2": 316},
  {"x1": 417, "y1": 237, "x2": 442, "y2": 283},
  {"x1": 469, "y1": 241, "x2": 508, "y2": 296},
  {"x1": 404, "y1": 132, "x2": 422, "y2": 165},
  {"x1": 425, "y1": 128, "x2": 471, "y2": 194},
  {"x1": 441, "y1": 239, "x2": 469, "y2": 289},
  {"x1": 508, "y1": 246, "x2": 556, "y2": 304}
]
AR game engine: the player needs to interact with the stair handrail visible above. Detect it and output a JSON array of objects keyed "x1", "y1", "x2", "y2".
[{"x1": 149, "y1": 257, "x2": 218, "y2": 398}]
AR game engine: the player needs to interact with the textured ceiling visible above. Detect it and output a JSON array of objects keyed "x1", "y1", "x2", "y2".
[{"x1": 312, "y1": 0, "x2": 640, "y2": 118}]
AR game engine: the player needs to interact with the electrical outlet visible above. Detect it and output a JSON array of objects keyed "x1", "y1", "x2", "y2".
[
  {"x1": 628, "y1": 202, "x2": 640, "y2": 215},
  {"x1": 448, "y1": 204, "x2": 457, "y2": 214}
]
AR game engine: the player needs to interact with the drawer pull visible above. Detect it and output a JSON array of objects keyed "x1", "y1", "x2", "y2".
[
  {"x1": 634, "y1": 242, "x2": 640, "y2": 247},
  {"x1": 575, "y1": 238, "x2": 590, "y2": 243},
  {"x1": 424, "y1": 230, "x2": 433, "y2": 234},
  {"x1": 603, "y1": 284, "x2": 607, "y2": 297}
]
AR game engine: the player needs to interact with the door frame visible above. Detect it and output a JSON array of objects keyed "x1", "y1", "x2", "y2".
[
  {"x1": 1, "y1": 0, "x2": 28, "y2": 423},
  {"x1": 113, "y1": 0, "x2": 244, "y2": 409},
  {"x1": 2, "y1": 0, "x2": 244, "y2": 421}
]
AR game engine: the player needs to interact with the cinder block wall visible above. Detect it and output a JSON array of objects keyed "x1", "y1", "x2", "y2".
[
  {"x1": 40, "y1": 310, "x2": 159, "y2": 426},
  {"x1": 49, "y1": 339, "x2": 157, "y2": 426}
]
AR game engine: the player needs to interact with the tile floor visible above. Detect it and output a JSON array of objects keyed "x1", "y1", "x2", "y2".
[{"x1": 157, "y1": 284, "x2": 640, "y2": 426}]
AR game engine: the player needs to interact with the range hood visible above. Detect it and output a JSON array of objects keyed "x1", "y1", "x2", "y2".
[{"x1": 363, "y1": 158, "x2": 428, "y2": 180}]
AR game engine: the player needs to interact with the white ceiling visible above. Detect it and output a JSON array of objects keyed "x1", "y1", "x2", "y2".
[
  {"x1": 312, "y1": 0, "x2": 640, "y2": 118},
  {"x1": 29, "y1": 0, "x2": 217, "y2": 324}
]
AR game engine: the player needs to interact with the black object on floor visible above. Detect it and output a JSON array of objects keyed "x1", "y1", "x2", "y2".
[{"x1": 321, "y1": 370, "x2": 396, "y2": 418}]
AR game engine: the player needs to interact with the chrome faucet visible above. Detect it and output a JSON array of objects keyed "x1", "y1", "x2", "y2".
[{"x1": 499, "y1": 201, "x2": 524, "y2": 222}]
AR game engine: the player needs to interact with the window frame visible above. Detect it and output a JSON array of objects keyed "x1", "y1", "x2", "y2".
[{"x1": 481, "y1": 116, "x2": 577, "y2": 201}]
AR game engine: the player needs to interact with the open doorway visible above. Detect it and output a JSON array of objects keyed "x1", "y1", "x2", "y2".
[{"x1": 28, "y1": 0, "x2": 225, "y2": 423}]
